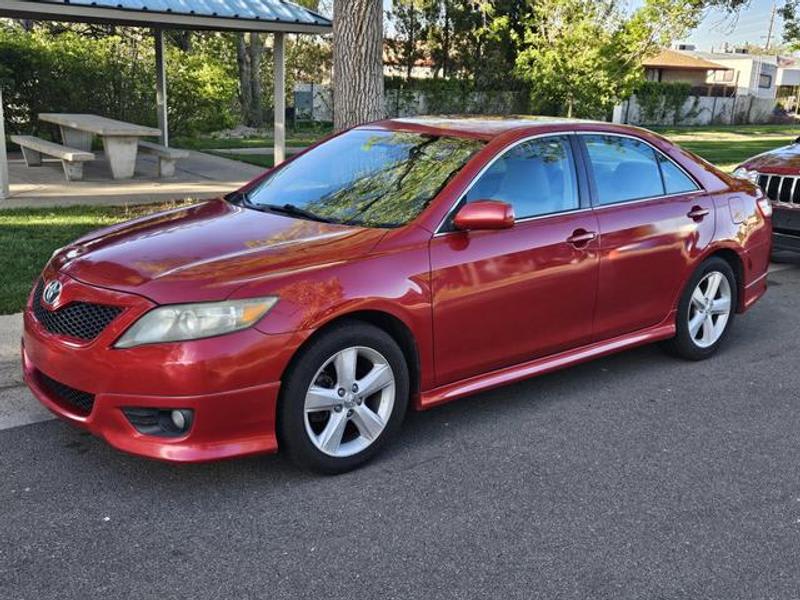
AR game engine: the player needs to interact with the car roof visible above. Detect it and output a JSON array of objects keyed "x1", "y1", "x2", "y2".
[{"x1": 368, "y1": 115, "x2": 608, "y2": 140}]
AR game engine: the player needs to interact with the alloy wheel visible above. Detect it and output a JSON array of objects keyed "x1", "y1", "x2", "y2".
[
  {"x1": 303, "y1": 346, "x2": 396, "y2": 457},
  {"x1": 687, "y1": 270, "x2": 732, "y2": 349}
]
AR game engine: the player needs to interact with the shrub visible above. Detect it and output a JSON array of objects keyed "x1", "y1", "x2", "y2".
[{"x1": 0, "y1": 25, "x2": 238, "y2": 139}]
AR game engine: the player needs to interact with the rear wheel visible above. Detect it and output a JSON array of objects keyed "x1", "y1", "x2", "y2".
[
  {"x1": 278, "y1": 321, "x2": 409, "y2": 473},
  {"x1": 665, "y1": 257, "x2": 737, "y2": 360}
]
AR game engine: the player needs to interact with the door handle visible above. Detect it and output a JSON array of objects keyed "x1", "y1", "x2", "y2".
[
  {"x1": 566, "y1": 229, "x2": 597, "y2": 247},
  {"x1": 687, "y1": 206, "x2": 710, "y2": 221}
]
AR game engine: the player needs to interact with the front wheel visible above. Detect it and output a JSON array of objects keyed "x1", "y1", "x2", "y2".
[
  {"x1": 665, "y1": 257, "x2": 737, "y2": 361},
  {"x1": 278, "y1": 321, "x2": 409, "y2": 474}
]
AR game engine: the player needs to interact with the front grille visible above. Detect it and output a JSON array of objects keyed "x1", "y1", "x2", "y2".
[
  {"x1": 32, "y1": 279, "x2": 122, "y2": 341},
  {"x1": 757, "y1": 173, "x2": 800, "y2": 205},
  {"x1": 36, "y1": 371, "x2": 95, "y2": 415}
]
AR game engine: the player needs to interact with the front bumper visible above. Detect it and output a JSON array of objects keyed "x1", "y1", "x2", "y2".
[
  {"x1": 22, "y1": 274, "x2": 305, "y2": 462},
  {"x1": 772, "y1": 206, "x2": 800, "y2": 253}
]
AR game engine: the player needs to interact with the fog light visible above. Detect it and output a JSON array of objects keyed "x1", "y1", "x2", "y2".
[
  {"x1": 123, "y1": 407, "x2": 193, "y2": 437},
  {"x1": 171, "y1": 409, "x2": 187, "y2": 430}
]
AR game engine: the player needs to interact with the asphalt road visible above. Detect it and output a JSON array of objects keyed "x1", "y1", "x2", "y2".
[{"x1": 3, "y1": 263, "x2": 800, "y2": 600}]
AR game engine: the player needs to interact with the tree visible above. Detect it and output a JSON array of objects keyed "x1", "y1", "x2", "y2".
[
  {"x1": 781, "y1": 1, "x2": 800, "y2": 48},
  {"x1": 506, "y1": 0, "x2": 717, "y2": 119},
  {"x1": 387, "y1": 0, "x2": 428, "y2": 80},
  {"x1": 333, "y1": 0, "x2": 385, "y2": 131}
]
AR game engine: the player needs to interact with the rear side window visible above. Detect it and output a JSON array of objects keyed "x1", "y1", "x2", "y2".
[
  {"x1": 657, "y1": 153, "x2": 699, "y2": 194},
  {"x1": 464, "y1": 135, "x2": 579, "y2": 219},
  {"x1": 582, "y1": 135, "x2": 663, "y2": 204}
]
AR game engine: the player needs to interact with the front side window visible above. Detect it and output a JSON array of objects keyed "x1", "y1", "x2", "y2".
[
  {"x1": 583, "y1": 135, "x2": 663, "y2": 205},
  {"x1": 243, "y1": 129, "x2": 484, "y2": 227},
  {"x1": 464, "y1": 136, "x2": 579, "y2": 219}
]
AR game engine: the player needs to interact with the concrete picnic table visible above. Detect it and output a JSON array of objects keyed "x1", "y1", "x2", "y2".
[{"x1": 38, "y1": 113, "x2": 161, "y2": 180}]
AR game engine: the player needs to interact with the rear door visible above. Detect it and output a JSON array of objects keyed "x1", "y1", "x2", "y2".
[
  {"x1": 429, "y1": 134, "x2": 600, "y2": 385},
  {"x1": 578, "y1": 133, "x2": 715, "y2": 341}
]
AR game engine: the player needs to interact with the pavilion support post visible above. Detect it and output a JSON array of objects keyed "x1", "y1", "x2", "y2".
[
  {"x1": 0, "y1": 89, "x2": 8, "y2": 200},
  {"x1": 273, "y1": 32, "x2": 286, "y2": 165},
  {"x1": 154, "y1": 27, "x2": 169, "y2": 147}
]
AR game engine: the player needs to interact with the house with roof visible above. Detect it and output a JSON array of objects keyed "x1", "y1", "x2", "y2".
[{"x1": 642, "y1": 49, "x2": 734, "y2": 96}]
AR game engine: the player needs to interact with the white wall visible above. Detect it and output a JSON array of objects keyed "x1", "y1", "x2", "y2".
[
  {"x1": 777, "y1": 67, "x2": 800, "y2": 87},
  {"x1": 613, "y1": 94, "x2": 777, "y2": 126}
]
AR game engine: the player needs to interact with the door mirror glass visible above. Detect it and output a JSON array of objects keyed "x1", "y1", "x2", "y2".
[{"x1": 453, "y1": 200, "x2": 515, "y2": 231}]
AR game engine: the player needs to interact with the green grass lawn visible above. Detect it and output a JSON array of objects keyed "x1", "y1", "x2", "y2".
[
  {"x1": 209, "y1": 152, "x2": 298, "y2": 168},
  {"x1": 655, "y1": 124, "x2": 800, "y2": 172},
  {"x1": 173, "y1": 124, "x2": 331, "y2": 152},
  {"x1": 1, "y1": 122, "x2": 798, "y2": 315},
  {"x1": 0, "y1": 202, "x2": 194, "y2": 314}
]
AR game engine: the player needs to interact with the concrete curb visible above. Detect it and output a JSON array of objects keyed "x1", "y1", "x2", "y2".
[{"x1": 0, "y1": 313, "x2": 52, "y2": 429}]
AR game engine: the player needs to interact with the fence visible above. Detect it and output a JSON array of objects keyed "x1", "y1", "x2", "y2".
[
  {"x1": 613, "y1": 94, "x2": 777, "y2": 126},
  {"x1": 294, "y1": 84, "x2": 528, "y2": 122}
]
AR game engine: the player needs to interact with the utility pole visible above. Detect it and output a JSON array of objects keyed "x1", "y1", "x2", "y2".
[{"x1": 765, "y1": 0, "x2": 777, "y2": 51}]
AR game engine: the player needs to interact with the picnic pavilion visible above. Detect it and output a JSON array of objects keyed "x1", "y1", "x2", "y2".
[{"x1": 0, "y1": 0, "x2": 332, "y2": 203}]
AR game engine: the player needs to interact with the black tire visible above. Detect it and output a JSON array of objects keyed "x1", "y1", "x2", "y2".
[
  {"x1": 277, "y1": 320, "x2": 409, "y2": 474},
  {"x1": 664, "y1": 257, "x2": 737, "y2": 361}
]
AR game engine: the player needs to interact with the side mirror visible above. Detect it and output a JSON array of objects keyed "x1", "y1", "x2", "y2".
[{"x1": 453, "y1": 200, "x2": 515, "y2": 231}]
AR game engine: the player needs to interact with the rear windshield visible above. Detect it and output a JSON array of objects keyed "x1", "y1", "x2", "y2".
[{"x1": 243, "y1": 129, "x2": 484, "y2": 227}]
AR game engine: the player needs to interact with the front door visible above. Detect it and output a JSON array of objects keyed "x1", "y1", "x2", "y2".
[
  {"x1": 430, "y1": 135, "x2": 600, "y2": 386},
  {"x1": 579, "y1": 133, "x2": 716, "y2": 341}
]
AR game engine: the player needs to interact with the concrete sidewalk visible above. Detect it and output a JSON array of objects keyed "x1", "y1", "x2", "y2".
[
  {"x1": 0, "y1": 150, "x2": 263, "y2": 209},
  {"x1": 0, "y1": 313, "x2": 52, "y2": 429}
]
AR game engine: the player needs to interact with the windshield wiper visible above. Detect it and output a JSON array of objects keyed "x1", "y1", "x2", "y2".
[{"x1": 262, "y1": 203, "x2": 333, "y2": 223}]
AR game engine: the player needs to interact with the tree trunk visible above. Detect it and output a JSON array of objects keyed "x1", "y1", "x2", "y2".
[
  {"x1": 236, "y1": 32, "x2": 265, "y2": 127},
  {"x1": 406, "y1": 12, "x2": 416, "y2": 81},
  {"x1": 333, "y1": 0, "x2": 385, "y2": 131},
  {"x1": 236, "y1": 33, "x2": 253, "y2": 125},
  {"x1": 249, "y1": 32, "x2": 264, "y2": 127}
]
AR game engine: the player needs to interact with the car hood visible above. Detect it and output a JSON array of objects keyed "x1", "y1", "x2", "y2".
[
  {"x1": 741, "y1": 142, "x2": 800, "y2": 174},
  {"x1": 55, "y1": 199, "x2": 388, "y2": 303}
]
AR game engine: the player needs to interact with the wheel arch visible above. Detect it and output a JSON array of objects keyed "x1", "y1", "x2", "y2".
[
  {"x1": 280, "y1": 309, "x2": 422, "y2": 400},
  {"x1": 704, "y1": 247, "x2": 745, "y2": 313}
]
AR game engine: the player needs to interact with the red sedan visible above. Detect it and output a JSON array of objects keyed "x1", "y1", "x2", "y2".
[{"x1": 22, "y1": 117, "x2": 772, "y2": 473}]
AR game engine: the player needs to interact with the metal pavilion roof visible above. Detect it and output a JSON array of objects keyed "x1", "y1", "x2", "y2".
[{"x1": 0, "y1": 0, "x2": 332, "y2": 33}]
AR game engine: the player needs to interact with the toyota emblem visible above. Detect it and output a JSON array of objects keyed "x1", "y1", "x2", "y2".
[{"x1": 43, "y1": 280, "x2": 62, "y2": 305}]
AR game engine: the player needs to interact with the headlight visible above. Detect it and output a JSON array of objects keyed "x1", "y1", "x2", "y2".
[
  {"x1": 732, "y1": 167, "x2": 759, "y2": 184},
  {"x1": 115, "y1": 297, "x2": 278, "y2": 348}
]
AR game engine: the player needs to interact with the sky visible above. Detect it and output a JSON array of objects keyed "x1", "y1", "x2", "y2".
[
  {"x1": 380, "y1": 0, "x2": 785, "y2": 53},
  {"x1": 682, "y1": 0, "x2": 784, "y2": 51}
]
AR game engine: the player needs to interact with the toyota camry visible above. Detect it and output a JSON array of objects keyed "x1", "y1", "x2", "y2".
[{"x1": 22, "y1": 116, "x2": 772, "y2": 473}]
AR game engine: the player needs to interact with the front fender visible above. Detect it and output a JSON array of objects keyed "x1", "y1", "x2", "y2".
[{"x1": 230, "y1": 236, "x2": 435, "y2": 390}]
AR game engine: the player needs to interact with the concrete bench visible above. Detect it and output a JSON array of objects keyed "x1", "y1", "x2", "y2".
[
  {"x1": 137, "y1": 141, "x2": 189, "y2": 177},
  {"x1": 11, "y1": 135, "x2": 95, "y2": 182}
]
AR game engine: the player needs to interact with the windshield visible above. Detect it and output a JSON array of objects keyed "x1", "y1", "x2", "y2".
[{"x1": 241, "y1": 129, "x2": 484, "y2": 227}]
